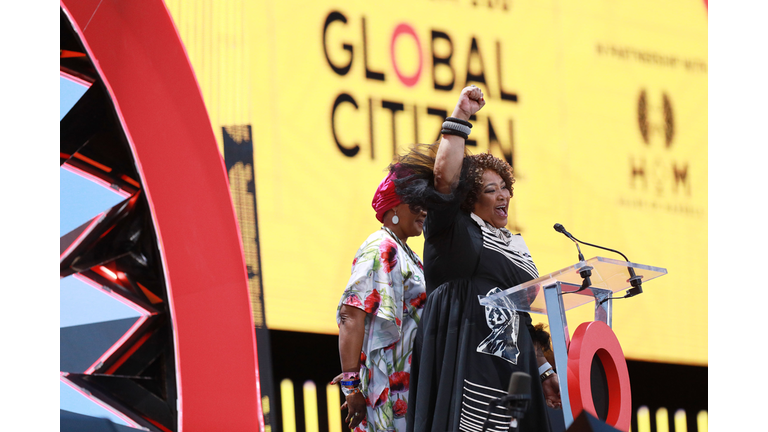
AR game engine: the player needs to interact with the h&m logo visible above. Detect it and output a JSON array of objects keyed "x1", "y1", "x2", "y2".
[{"x1": 630, "y1": 89, "x2": 690, "y2": 197}]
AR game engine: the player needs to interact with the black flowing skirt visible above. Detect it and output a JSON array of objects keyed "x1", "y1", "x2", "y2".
[{"x1": 406, "y1": 279, "x2": 550, "y2": 432}]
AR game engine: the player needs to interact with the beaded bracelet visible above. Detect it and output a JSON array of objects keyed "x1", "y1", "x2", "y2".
[{"x1": 342, "y1": 386, "x2": 361, "y2": 397}]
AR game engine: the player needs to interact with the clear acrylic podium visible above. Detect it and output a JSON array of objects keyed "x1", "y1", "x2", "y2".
[{"x1": 478, "y1": 256, "x2": 667, "y2": 428}]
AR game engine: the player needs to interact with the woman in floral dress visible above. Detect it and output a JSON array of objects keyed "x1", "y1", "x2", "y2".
[{"x1": 335, "y1": 168, "x2": 428, "y2": 432}]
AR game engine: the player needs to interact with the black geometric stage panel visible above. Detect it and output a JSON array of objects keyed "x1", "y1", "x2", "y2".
[{"x1": 61, "y1": 318, "x2": 139, "y2": 373}]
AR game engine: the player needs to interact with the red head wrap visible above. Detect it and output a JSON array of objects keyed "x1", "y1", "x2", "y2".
[{"x1": 372, "y1": 170, "x2": 401, "y2": 223}]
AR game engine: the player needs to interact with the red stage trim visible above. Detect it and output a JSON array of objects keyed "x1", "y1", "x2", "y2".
[{"x1": 60, "y1": 1, "x2": 264, "y2": 430}]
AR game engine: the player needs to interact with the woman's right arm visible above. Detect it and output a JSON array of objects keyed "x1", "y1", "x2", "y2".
[
  {"x1": 338, "y1": 304, "x2": 368, "y2": 428},
  {"x1": 433, "y1": 85, "x2": 486, "y2": 194},
  {"x1": 338, "y1": 304, "x2": 366, "y2": 373}
]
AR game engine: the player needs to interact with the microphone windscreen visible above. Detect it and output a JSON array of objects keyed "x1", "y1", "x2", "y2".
[
  {"x1": 507, "y1": 372, "x2": 531, "y2": 397},
  {"x1": 553, "y1": 223, "x2": 565, "y2": 233}
]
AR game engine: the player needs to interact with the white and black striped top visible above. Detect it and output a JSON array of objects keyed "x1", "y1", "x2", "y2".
[{"x1": 470, "y1": 212, "x2": 539, "y2": 281}]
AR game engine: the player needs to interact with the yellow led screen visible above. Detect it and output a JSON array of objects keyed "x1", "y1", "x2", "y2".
[{"x1": 165, "y1": 0, "x2": 707, "y2": 365}]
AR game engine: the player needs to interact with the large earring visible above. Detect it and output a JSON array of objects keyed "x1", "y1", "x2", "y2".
[{"x1": 391, "y1": 209, "x2": 399, "y2": 225}]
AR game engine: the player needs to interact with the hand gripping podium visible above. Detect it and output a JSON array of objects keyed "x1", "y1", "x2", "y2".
[{"x1": 478, "y1": 256, "x2": 667, "y2": 430}]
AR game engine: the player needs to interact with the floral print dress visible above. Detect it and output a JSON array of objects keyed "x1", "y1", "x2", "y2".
[{"x1": 337, "y1": 229, "x2": 427, "y2": 432}]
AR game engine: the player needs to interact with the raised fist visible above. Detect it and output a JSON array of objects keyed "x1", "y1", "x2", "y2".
[{"x1": 452, "y1": 85, "x2": 486, "y2": 120}]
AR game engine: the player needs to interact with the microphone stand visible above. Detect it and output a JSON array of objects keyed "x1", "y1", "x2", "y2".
[
  {"x1": 571, "y1": 240, "x2": 592, "y2": 293},
  {"x1": 554, "y1": 224, "x2": 593, "y2": 293},
  {"x1": 553, "y1": 223, "x2": 644, "y2": 300}
]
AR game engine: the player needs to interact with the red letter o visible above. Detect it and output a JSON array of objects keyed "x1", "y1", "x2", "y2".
[
  {"x1": 390, "y1": 23, "x2": 422, "y2": 87},
  {"x1": 567, "y1": 321, "x2": 632, "y2": 431}
]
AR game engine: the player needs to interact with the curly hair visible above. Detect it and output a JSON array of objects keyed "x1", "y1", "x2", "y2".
[
  {"x1": 388, "y1": 143, "x2": 515, "y2": 214},
  {"x1": 460, "y1": 152, "x2": 515, "y2": 213}
]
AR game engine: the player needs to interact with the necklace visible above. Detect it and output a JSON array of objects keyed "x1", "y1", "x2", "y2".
[{"x1": 381, "y1": 227, "x2": 421, "y2": 266}]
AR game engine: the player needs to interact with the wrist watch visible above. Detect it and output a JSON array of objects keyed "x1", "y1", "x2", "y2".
[{"x1": 540, "y1": 367, "x2": 556, "y2": 382}]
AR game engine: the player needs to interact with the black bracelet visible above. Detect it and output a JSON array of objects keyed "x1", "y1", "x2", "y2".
[
  {"x1": 446, "y1": 117, "x2": 472, "y2": 128},
  {"x1": 441, "y1": 129, "x2": 469, "y2": 140}
]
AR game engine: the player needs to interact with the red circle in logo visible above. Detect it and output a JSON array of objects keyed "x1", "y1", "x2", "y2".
[{"x1": 390, "y1": 23, "x2": 422, "y2": 87}]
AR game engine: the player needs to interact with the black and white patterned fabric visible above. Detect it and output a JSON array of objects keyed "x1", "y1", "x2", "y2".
[
  {"x1": 470, "y1": 212, "x2": 539, "y2": 281},
  {"x1": 407, "y1": 190, "x2": 550, "y2": 432},
  {"x1": 476, "y1": 287, "x2": 522, "y2": 365},
  {"x1": 459, "y1": 379, "x2": 516, "y2": 432}
]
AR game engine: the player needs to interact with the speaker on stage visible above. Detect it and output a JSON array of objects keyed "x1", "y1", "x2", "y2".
[{"x1": 565, "y1": 411, "x2": 622, "y2": 432}]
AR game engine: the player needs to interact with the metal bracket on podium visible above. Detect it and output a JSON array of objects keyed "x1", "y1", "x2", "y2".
[{"x1": 479, "y1": 256, "x2": 667, "y2": 429}]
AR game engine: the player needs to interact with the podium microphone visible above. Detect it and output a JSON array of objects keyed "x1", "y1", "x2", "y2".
[
  {"x1": 553, "y1": 223, "x2": 643, "y2": 298},
  {"x1": 482, "y1": 372, "x2": 531, "y2": 432},
  {"x1": 554, "y1": 223, "x2": 592, "y2": 292}
]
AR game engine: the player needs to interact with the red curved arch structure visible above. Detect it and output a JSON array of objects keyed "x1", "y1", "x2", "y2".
[{"x1": 61, "y1": 1, "x2": 263, "y2": 430}]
